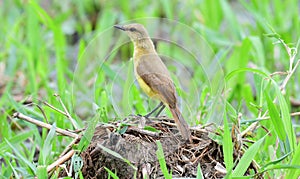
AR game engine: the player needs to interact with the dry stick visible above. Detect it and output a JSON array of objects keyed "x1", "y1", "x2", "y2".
[
  {"x1": 290, "y1": 97, "x2": 300, "y2": 107},
  {"x1": 37, "y1": 106, "x2": 49, "y2": 124},
  {"x1": 43, "y1": 101, "x2": 68, "y2": 117},
  {"x1": 13, "y1": 112, "x2": 78, "y2": 138},
  {"x1": 269, "y1": 71, "x2": 288, "y2": 77},
  {"x1": 59, "y1": 136, "x2": 81, "y2": 158},
  {"x1": 7, "y1": 111, "x2": 40, "y2": 151},
  {"x1": 28, "y1": 103, "x2": 50, "y2": 124},
  {"x1": 281, "y1": 60, "x2": 300, "y2": 91},
  {"x1": 47, "y1": 149, "x2": 75, "y2": 172},
  {"x1": 14, "y1": 112, "x2": 79, "y2": 172},
  {"x1": 256, "y1": 111, "x2": 300, "y2": 121},
  {"x1": 54, "y1": 93, "x2": 79, "y2": 129},
  {"x1": 241, "y1": 111, "x2": 300, "y2": 137}
]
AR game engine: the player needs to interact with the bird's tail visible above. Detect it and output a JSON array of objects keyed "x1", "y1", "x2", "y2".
[{"x1": 169, "y1": 106, "x2": 192, "y2": 143}]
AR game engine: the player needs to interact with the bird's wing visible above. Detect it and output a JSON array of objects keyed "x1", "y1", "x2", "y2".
[{"x1": 136, "y1": 54, "x2": 177, "y2": 107}]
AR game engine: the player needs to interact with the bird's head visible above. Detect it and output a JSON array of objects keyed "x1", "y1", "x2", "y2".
[{"x1": 114, "y1": 23, "x2": 149, "y2": 42}]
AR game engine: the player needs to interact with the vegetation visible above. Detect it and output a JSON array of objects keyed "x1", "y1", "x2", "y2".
[{"x1": 0, "y1": 0, "x2": 300, "y2": 178}]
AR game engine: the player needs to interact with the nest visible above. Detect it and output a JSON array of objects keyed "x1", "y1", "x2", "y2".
[
  {"x1": 61, "y1": 116, "x2": 227, "y2": 178},
  {"x1": 13, "y1": 111, "x2": 260, "y2": 178}
]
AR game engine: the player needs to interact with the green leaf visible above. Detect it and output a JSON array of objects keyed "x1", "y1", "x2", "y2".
[
  {"x1": 156, "y1": 140, "x2": 172, "y2": 179},
  {"x1": 0, "y1": 130, "x2": 34, "y2": 152},
  {"x1": 196, "y1": 163, "x2": 204, "y2": 179},
  {"x1": 286, "y1": 142, "x2": 300, "y2": 178},
  {"x1": 261, "y1": 151, "x2": 292, "y2": 170},
  {"x1": 40, "y1": 124, "x2": 56, "y2": 164},
  {"x1": 118, "y1": 125, "x2": 128, "y2": 135},
  {"x1": 248, "y1": 36, "x2": 265, "y2": 67},
  {"x1": 97, "y1": 144, "x2": 137, "y2": 171},
  {"x1": 71, "y1": 154, "x2": 83, "y2": 179},
  {"x1": 8, "y1": 162, "x2": 20, "y2": 179},
  {"x1": 36, "y1": 166, "x2": 48, "y2": 178},
  {"x1": 264, "y1": 92, "x2": 286, "y2": 141},
  {"x1": 160, "y1": 0, "x2": 174, "y2": 19},
  {"x1": 223, "y1": 115, "x2": 233, "y2": 173},
  {"x1": 104, "y1": 167, "x2": 119, "y2": 179},
  {"x1": 77, "y1": 116, "x2": 99, "y2": 152},
  {"x1": 225, "y1": 68, "x2": 269, "y2": 82},
  {"x1": 122, "y1": 60, "x2": 135, "y2": 114},
  {"x1": 277, "y1": 88, "x2": 296, "y2": 151},
  {"x1": 263, "y1": 33, "x2": 281, "y2": 39},
  {"x1": 143, "y1": 126, "x2": 160, "y2": 133},
  {"x1": 220, "y1": 0, "x2": 242, "y2": 39},
  {"x1": 5, "y1": 139, "x2": 37, "y2": 174},
  {"x1": 232, "y1": 135, "x2": 266, "y2": 176},
  {"x1": 261, "y1": 164, "x2": 300, "y2": 173}
]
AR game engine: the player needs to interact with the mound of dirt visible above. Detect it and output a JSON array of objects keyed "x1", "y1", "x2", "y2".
[{"x1": 59, "y1": 116, "x2": 257, "y2": 178}]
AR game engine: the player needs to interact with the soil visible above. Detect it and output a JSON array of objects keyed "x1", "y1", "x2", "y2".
[{"x1": 59, "y1": 116, "x2": 256, "y2": 179}]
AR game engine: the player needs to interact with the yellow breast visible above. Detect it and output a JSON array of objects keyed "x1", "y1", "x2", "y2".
[
  {"x1": 136, "y1": 75, "x2": 157, "y2": 97},
  {"x1": 133, "y1": 49, "x2": 158, "y2": 99}
]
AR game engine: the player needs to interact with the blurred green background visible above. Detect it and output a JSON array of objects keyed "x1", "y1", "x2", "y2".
[{"x1": 1, "y1": 0, "x2": 300, "y2": 178}]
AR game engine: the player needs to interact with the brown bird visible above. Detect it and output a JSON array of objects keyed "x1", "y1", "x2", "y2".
[{"x1": 114, "y1": 23, "x2": 191, "y2": 142}]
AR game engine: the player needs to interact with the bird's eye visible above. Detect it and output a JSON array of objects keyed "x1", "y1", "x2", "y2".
[{"x1": 129, "y1": 27, "x2": 136, "y2": 31}]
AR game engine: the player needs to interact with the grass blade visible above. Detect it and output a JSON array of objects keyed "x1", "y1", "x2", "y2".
[
  {"x1": 5, "y1": 139, "x2": 37, "y2": 174},
  {"x1": 0, "y1": 131, "x2": 34, "y2": 152},
  {"x1": 264, "y1": 92, "x2": 286, "y2": 141},
  {"x1": 40, "y1": 124, "x2": 57, "y2": 165},
  {"x1": 197, "y1": 163, "x2": 204, "y2": 179},
  {"x1": 97, "y1": 144, "x2": 137, "y2": 171},
  {"x1": 8, "y1": 162, "x2": 20, "y2": 179},
  {"x1": 286, "y1": 142, "x2": 300, "y2": 178},
  {"x1": 276, "y1": 88, "x2": 296, "y2": 151},
  {"x1": 156, "y1": 140, "x2": 172, "y2": 179},
  {"x1": 223, "y1": 114, "x2": 233, "y2": 173},
  {"x1": 104, "y1": 167, "x2": 119, "y2": 179},
  {"x1": 232, "y1": 135, "x2": 266, "y2": 176},
  {"x1": 78, "y1": 116, "x2": 99, "y2": 152},
  {"x1": 36, "y1": 166, "x2": 48, "y2": 178}
]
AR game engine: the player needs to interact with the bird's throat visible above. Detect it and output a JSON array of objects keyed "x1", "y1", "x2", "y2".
[{"x1": 133, "y1": 38, "x2": 155, "y2": 51}]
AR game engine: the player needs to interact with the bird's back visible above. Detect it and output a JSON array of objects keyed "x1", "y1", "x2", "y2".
[{"x1": 135, "y1": 53, "x2": 177, "y2": 107}]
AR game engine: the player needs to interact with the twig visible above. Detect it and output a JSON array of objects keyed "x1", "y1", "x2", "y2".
[
  {"x1": 269, "y1": 71, "x2": 288, "y2": 77},
  {"x1": 7, "y1": 111, "x2": 40, "y2": 151},
  {"x1": 280, "y1": 59, "x2": 300, "y2": 91},
  {"x1": 43, "y1": 101, "x2": 68, "y2": 117},
  {"x1": 54, "y1": 93, "x2": 79, "y2": 129},
  {"x1": 59, "y1": 135, "x2": 81, "y2": 158},
  {"x1": 13, "y1": 112, "x2": 78, "y2": 138},
  {"x1": 67, "y1": 128, "x2": 86, "y2": 134},
  {"x1": 34, "y1": 103, "x2": 49, "y2": 124},
  {"x1": 190, "y1": 127, "x2": 210, "y2": 134},
  {"x1": 291, "y1": 111, "x2": 300, "y2": 117},
  {"x1": 160, "y1": 120, "x2": 176, "y2": 127},
  {"x1": 241, "y1": 122, "x2": 260, "y2": 138},
  {"x1": 290, "y1": 97, "x2": 300, "y2": 107},
  {"x1": 259, "y1": 111, "x2": 300, "y2": 119},
  {"x1": 241, "y1": 111, "x2": 300, "y2": 137},
  {"x1": 47, "y1": 149, "x2": 75, "y2": 172}
]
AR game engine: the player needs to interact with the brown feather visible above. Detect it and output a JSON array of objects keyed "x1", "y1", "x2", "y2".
[
  {"x1": 115, "y1": 23, "x2": 192, "y2": 142},
  {"x1": 136, "y1": 54, "x2": 177, "y2": 107},
  {"x1": 170, "y1": 106, "x2": 192, "y2": 142}
]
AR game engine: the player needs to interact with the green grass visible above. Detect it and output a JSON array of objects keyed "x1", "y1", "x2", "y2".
[{"x1": 1, "y1": 0, "x2": 300, "y2": 178}]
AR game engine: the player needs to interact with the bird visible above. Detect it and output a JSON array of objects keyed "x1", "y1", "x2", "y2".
[{"x1": 114, "y1": 23, "x2": 192, "y2": 143}]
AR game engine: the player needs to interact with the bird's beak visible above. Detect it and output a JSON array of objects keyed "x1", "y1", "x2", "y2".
[{"x1": 114, "y1": 25, "x2": 126, "y2": 31}]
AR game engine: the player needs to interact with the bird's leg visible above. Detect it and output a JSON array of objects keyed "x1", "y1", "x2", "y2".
[
  {"x1": 144, "y1": 101, "x2": 164, "y2": 118},
  {"x1": 155, "y1": 104, "x2": 166, "y2": 117}
]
